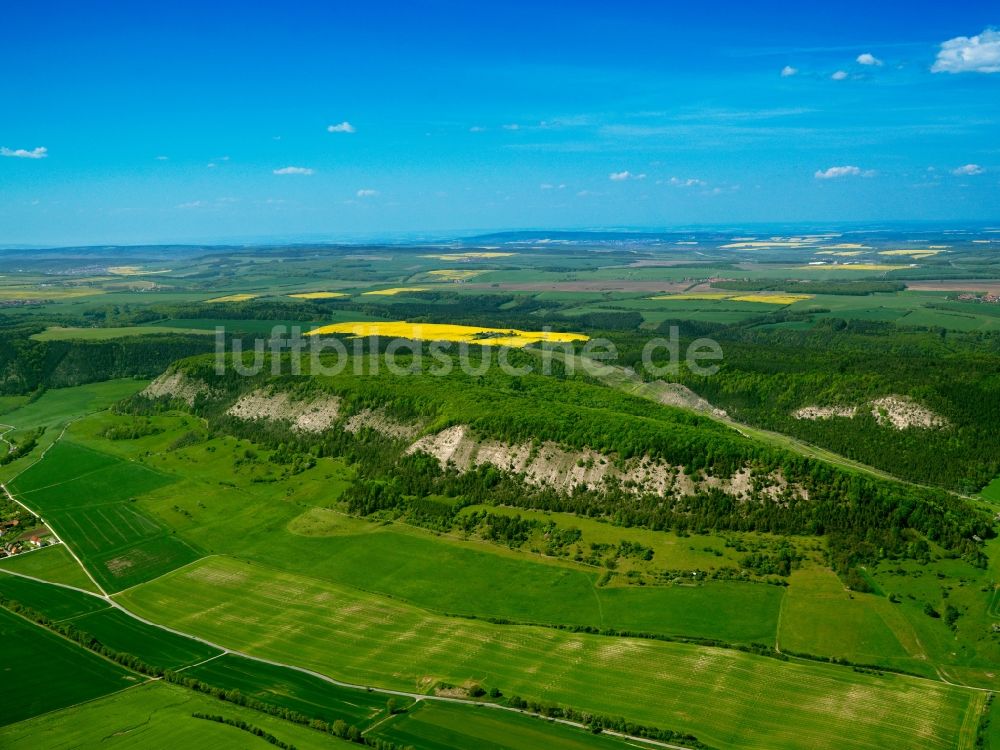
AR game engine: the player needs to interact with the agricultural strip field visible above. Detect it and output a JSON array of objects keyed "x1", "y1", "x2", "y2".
[
  {"x1": 0, "y1": 543, "x2": 101, "y2": 592},
  {"x1": 366, "y1": 700, "x2": 658, "y2": 750},
  {"x1": 116, "y1": 555, "x2": 982, "y2": 750},
  {"x1": 0, "y1": 607, "x2": 142, "y2": 727},
  {"x1": 0, "y1": 681, "x2": 356, "y2": 750},
  {"x1": 0, "y1": 570, "x2": 397, "y2": 729},
  {"x1": 0, "y1": 569, "x2": 110, "y2": 619},
  {"x1": 185, "y1": 654, "x2": 405, "y2": 728},
  {"x1": 1, "y1": 570, "x2": 663, "y2": 747},
  {"x1": 71, "y1": 608, "x2": 222, "y2": 669},
  {"x1": 7, "y1": 441, "x2": 201, "y2": 592}
]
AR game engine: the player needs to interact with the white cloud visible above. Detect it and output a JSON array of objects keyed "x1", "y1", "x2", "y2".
[
  {"x1": 609, "y1": 170, "x2": 646, "y2": 181},
  {"x1": 502, "y1": 123, "x2": 522, "y2": 131},
  {"x1": 1, "y1": 146, "x2": 47, "y2": 159},
  {"x1": 469, "y1": 126, "x2": 486, "y2": 132},
  {"x1": 356, "y1": 188, "x2": 378, "y2": 197},
  {"x1": 540, "y1": 183, "x2": 567, "y2": 190},
  {"x1": 665, "y1": 176, "x2": 706, "y2": 187},
  {"x1": 780, "y1": 65, "x2": 798, "y2": 77},
  {"x1": 831, "y1": 70, "x2": 849, "y2": 80},
  {"x1": 206, "y1": 162, "x2": 218, "y2": 169},
  {"x1": 327, "y1": 121, "x2": 356, "y2": 133},
  {"x1": 155, "y1": 155, "x2": 169, "y2": 161},
  {"x1": 273, "y1": 166, "x2": 314, "y2": 175},
  {"x1": 177, "y1": 200, "x2": 207, "y2": 209},
  {"x1": 814, "y1": 165, "x2": 876, "y2": 179},
  {"x1": 932, "y1": 29, "x2": 1000, "y2": 73},
  {"x1": 856, "y1": 53, "x2": 883, "y2": 66},
  {"x1": 952, "y1": 163, "x2": 985, "y2": 176}
]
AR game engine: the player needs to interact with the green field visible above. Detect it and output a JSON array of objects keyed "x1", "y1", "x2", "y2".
[
  {"x1": 777, "y1": 568, "x2": 926, "y2": 674},
  {"x1": 0, "y1": 380, "x2": 150, "y2": 484},
  {"x1": 367, "y1": 700, "x2": 658, "y2": 750},
  {"x1": 8, "y1": 441, "x2": 200, "y2": 592},
  {"x1": 0, "y1": 569, "x2": 110, "y2": 619},
  {"x1": 0, "y1": 681, "x2": 356, "y2": 749},
  {"x1": 186, "y1": 654, "x2": 402, "y2": 728},
  {"x1": 72, "y1": 607, "x2": 222, "y2": 668},
  {"x1": 31, "y1": 325, "x2": 216, "y2": 341},
  {"x1": 0, "y1": 607, "x2": 142, "y2": 726},
  {"x1": 0, "y1": 570, "x2": 399, "y2": 730},
  {"x1": 116, "y1": 555, "x2": 982, "y2": 750},
  {"x1": 0, "y1": 544, "x2": 100, "y2": 592},
  {"x1": 73, "y1": 415, "x2": 783, "y2": 644}
]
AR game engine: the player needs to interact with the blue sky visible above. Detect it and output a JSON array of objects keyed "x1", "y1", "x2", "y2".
[{"x1": 1, "y1": 1, "x2": 998, "y2": 245}]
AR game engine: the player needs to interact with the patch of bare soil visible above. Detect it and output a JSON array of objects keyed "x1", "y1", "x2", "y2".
[
  {"x1": 407, "y1": 425, "x2": 808, "y2": 502},
  {"x1": 226, "y1": 390, "x2": 341, "y2": 432},
  {"x1": 343, "y1": 408, "x2": 422, "y2": 440},
  {"x1": 142, "y1": 371, "x2": 214, "y2": 406}
]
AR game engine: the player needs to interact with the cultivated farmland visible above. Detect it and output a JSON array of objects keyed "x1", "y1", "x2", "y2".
[
  {"x1": 0, "y1": 681, "x2": 357, "y2": 749},
  {"x1": 7, "y1": 441, "x2": 200, "y2": 591},
  {"x1": 0, "y1": 607, "x2": 141, "y2": 726},
  {"x1": 116, "y1": 555, "x2": 982, "y2": 750}
]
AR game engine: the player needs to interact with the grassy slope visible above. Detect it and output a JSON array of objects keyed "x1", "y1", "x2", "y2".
[
  {"x1": 0, "y1": 380, "x2": 148, "y2": 478},
  {"x1": 0, "y1": 607, "x2": 141, "y2": 727},
  {"x1": 116, "y1": 555, "x2": 979, "y2": 750}
]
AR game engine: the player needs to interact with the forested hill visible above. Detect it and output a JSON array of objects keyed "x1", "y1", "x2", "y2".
[
  {"x1": 127, "y1": 349, "x2": 995, "y2": 589},
  {"x1": 0, "y1": 328, "x2": 215, "y2": 394}
]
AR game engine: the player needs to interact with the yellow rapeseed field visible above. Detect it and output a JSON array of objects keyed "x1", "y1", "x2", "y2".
[
  {"x1": 304, "y1": 321, "x2": 588, "y2": 346},
  {"x1": 361, "y1": 287, "x2": 429, "y2": 296},
  {"x1": 288, "y1": 291, "x2": 348, "y2": 299},
  {"x1": 878, "y1": 249, "x2": 943, "y2": 257},
  {"x1": 816, "y1": 250, "x2": 867, "y2": 256},
  {"x1": 651, "y1": 292, "x2": 812, "y2": 305},
  {"x1": 206, "y1": 293, "x2": 259, "y2": 303},
  {"x1": 729, "y1": 294, "x2": 813, "y2": 304},
  {"x1": 426, "y1": 269, "x2": 485, "y2": 281},
  {"x1": 650, "y1": 292, "x2": 732, "y2": 300}
]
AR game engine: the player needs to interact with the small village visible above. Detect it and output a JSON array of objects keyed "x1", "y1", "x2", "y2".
[
  {"x1": 0, "y1": 499, "x2": 55, "y2": 559},
  {"x1": 954, "y1": 292, "x2": 1000, "y2": 304}
]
